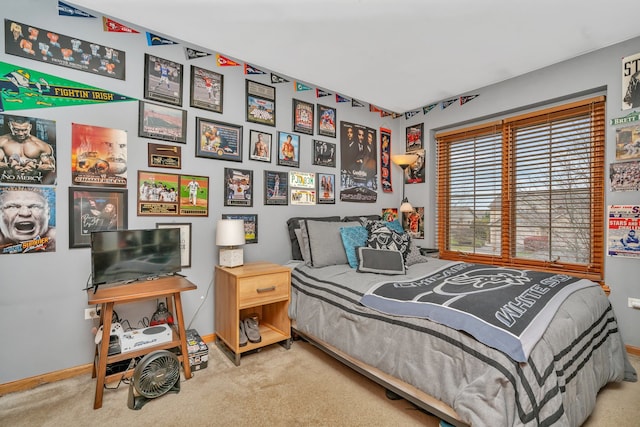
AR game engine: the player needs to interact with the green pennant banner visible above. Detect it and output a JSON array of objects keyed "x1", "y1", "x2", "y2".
[{"x1": 0, "y1": 61, "x2": 136, "y2": 111}]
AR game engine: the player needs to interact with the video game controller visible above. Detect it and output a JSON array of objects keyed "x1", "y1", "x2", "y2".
[{"x1": 94, "y1": 322, "x2": 123, "y2": 345}]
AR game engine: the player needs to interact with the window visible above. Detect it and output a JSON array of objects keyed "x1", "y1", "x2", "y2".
[{"x1": 436, "y1": 96, "x2": 605, "y2": 281}]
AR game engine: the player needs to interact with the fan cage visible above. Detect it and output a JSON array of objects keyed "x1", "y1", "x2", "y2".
[{"x1": 133, "y1": 351, "x2": 181, "y2": 398}]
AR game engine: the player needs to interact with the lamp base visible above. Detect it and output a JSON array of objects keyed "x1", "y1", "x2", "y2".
[{"x1": 219, "y1": 248, "x2": 243, "y2": 267}]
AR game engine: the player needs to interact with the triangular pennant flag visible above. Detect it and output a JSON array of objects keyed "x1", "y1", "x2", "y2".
[
  {"x1": 352, "y1": 99, "x2": 365, "y2": 108},
  {"x1": 370, "y1": 105, "x2": 382, "y2": 113},
  {"x1": 460, "y1": 94, "x2": 480, "y2": 105},
  {"x1": 380, "y1": 111, "x2": 392, "y2": 117},
  {"x1": 58, "y1": 1, "x2": 95, "y2": 17},
  {"x1": 146, "y1": 32, "x2": 178, "y2": 46},
  {"x1": 295, "y1": 81, "x2": 312, "y2": 91},
  {"x1": 336, "y1": 94, "x2": 350, "y2": 103},
  {"x1": 244, "y1": 64, "x2": 266, "y2": 75},
  {"x1": 404, "y1": 110, "x2": 420, "y2": 119},
  {"x1": 0, "y1": 61, "x2": 136, "y2": 112},
  {"x1": 184, "y1": 47, "x2": 211, "y2": 60},
  {"x1": 217, "y1": 54, "x2": 240, "y2": 67},
  {"x1": 423, "y1": 103, "x2": 437, "y2": 115},
  {"x1": 316, "y1": 88, "x2": 331, "y2": 98},
  {"x1": 392, "y1": 112, "x2": 404, "y2": 119},
  {"x1": 271, "y1": 73, "x2": 289, "y2": 84},
  {"x1": 103, "y1": 17, "x2": 139, "y2": 33},
  {"x1": 441, "y1": 98, "x2": 458, "y2": 109}
]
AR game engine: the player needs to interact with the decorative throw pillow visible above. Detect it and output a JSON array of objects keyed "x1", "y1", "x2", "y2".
[
  {"x1": 306, "y1": 220, "x2": 360, "y2": 267},
  {"x1": 404, "y1": 239, "x2": 430, "y2": 266},
  {"x1": 356, "y1": 247, "x2": 406, "y2": 275},
  {"x1": 339, "y1": 226, "x2": 369, "y2": 269},
  {"x1": 365, "y1": 221, "x2": 411, "y2": 260},
  {"x1": 286, "y1": 216, "x2": 340, "y2": 260},
  {"x1": 384, "y1": 219, "x2": 405, "y2": 234}
]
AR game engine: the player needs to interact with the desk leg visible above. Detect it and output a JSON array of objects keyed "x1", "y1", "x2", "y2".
[
  {"x1": 172, "y1": 292, "x2": 192, "y2": 380},
  {"x1": 93, "y1": 302, "x2": 113, "y2": 410}
]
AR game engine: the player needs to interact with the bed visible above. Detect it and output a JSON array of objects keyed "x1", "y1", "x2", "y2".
[{"x1": 286, "y1": 216, "x2": 637, "y2": 427}]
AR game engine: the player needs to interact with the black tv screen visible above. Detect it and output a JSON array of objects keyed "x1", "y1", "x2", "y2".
[{"x1": 90, "y1": 228, "x2": 182, "y2": 286}]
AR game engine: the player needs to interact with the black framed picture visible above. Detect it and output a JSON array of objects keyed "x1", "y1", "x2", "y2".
[
  {"x1": 317, "y1": 173, "x2": 336, "y2": 204},
  {"x1": 317, "y1": 104, "x2": 337, "y2": 138},
  {"x1": 222, "y1": 214, "x2": 258, "y2": 244},
  {"x1": 69, "y1": 187, "x2": 128, "y2": 248},
  {"x1": 156, "y1": 222, "x2": 192, "y2": 267},
  {"x1": 406, "y1": 123, "x2": 424, "y2": 152},
  {"x1": 144, "y1": 54, "x2": 184, "y2": 106},
  {"x1": 292, "y1": 98, "x2": 314, "y2": 135},
  {"x1": 264, "y1": 170, "x2": 288, "y2": 205},
  {"x1": 312, "y1": 139, "x2": 336, "y2": 167},
  {"x1": 138, "y1": 101, "x2": 187, "y2": 143},
  {"x1": 195, "y1": 117, "x2": 243, "y2": 162},
  {"x1": 246, "y1": 79, "x2": 276, "y2": 127},
  {"x1": 190, "y1": 65, "x2": 223, "y2": 113},
  {"x1": 277, "y1": 131, "x2": 300, "y2": 167},
  {"x1": 249, "y1": 130, "x2": 272, "y2": 163},
  {"x1": 224, "y1": 167, "x2": 253, "y2": 207}
]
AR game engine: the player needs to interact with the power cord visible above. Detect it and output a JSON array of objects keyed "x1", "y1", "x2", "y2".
[{"x1": 186, "y1": 275, "x2": 213, "y2": 330}]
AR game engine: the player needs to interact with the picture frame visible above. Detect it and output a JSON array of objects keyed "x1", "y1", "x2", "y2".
[
  {"x1": 138, "y1": 171, "x2": 209, "y2": 216},
  {"x1": 195, "y1": 117, "x2": 243, "y2": 162},
  {"x1": 138, "y1": 101, "x2": 187, "y2": 143},
  {"x1": 246, "y1": 79, "x2": 276, "y2": 127},
  {"x1": 292, "y1": 98, "x2": 314, "y2": 135},
  {"x1": 312, "y1": 139, "x2": 336, "y2": 167},
  {"x1": 402, "y1": 206, "x2": 425, "y2": 239},
  {"x1": 290, "y1": 188, "x2": 316, "y2": 205},
  {"x1": 68, "y1": 187, "x2": 128, "y2": 248},
  {"x1": 406, "y1": 123, "x2": 424, "y2": 152},
  {"x1": 277, "y1": 131, "x2": 300, "y2": 167},
  {"x1": 289, "y1": 171, "x2": 315, "y2": 189},
  {"x1": 156, "y1": 222, "x2": 192, "y2": 267},
  {"x1": 249, "y1": 130, "x2": 272, "y2": 163},
  {"x1": 190, "y1": 65, "x2": 223, "y2": 113},
  {"x1": 224, "y1": 167, "x2": 253, "y2": 207},
  {"x1": 148, "y1": 142, "x2": 182, "y2": 169},
  {"x1": 316, "y1": 173, "x2": 336, "y2": 204},
  {"x1": 317, "y1": 104, "x2": 337, "y2": 138},
  {"x1": 222, "y1": 214, "x2": 258, "y2": 244},
  {"x1": 264, "y1": 170, "x2": 288, "y2": 205},
  {"x1": 144, "y1": 53, "x2": 184, "y2": 106}
]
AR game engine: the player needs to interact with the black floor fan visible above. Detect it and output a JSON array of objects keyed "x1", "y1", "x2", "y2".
[{"x1": 127, "y1": 350, "x2": 181, "y2": 410}]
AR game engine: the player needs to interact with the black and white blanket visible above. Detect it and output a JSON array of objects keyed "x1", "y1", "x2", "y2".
[{"x1": 361, "y1": 262, "x2": 598, "y2": 362}]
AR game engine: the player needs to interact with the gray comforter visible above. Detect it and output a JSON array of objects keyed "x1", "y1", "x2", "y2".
[{"x1": 289, "y1": 259, "x2": 636, "y2": 427}]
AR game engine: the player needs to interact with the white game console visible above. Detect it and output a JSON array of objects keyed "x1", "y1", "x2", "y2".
[{"x1": 95, "y1": 322, "x2": 173, "y2": 354}]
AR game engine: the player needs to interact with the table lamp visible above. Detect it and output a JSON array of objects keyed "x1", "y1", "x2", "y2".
[
  {"x1": 391, "y1": 153, "x2": 419, "y2": 213},
  {"x1": 216, "y1": 219, "x2": 246, "y2": 267}
]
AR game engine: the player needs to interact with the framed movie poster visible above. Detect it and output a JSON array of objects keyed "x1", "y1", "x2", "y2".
[
  {"x1": 340, "y1": 121, "x2": 377, "y2": 202},
  {"x1": 195, "y1": 117, "x2": 242, "y2": 162},
  {"x1": 317, "y1": 173, "x2": 335, "y2": 204},
  {"x1": 222, "y1": 213, "x2": 258, "y2": 244},
  {"x1": 69, "y1": 187, "x2": 128, "y2": 248},
  {"x1": 312, "y1": 139, "x2": 336, "y2": 167},
  {"x1": 138, "y1": 101, "x2": 187, "y2": 143},
  {"x1": 249, "y1": 130, "x2": 272, "y2": 163},
  {"x1": 246, "y1": 79, "x2": 276, "y2": 126},
  {"x1": 148, "y1": 143, "x2": 182, "y2": 169},
  {"x1": 292, "y1": 98, "x2": 314, "y2": 135},
  {"x1": 406, "y1": 123, "x2": 424, "y2": 152},
  {"x1": 277, "y1": 131, "x2": 300, "y2": 167},
  {"x1": 71, "y1": 123, "x2": 127, "y2": 187},
  {"x1": 144, "y1": 53, "x2": 183, "y2": 106},
  {"x1": 156, "y1": 222, "x2": 192, "y2": 267},
  {"x1": 224, "y1": 167, "x2": 253, "y2": 207},
  {"x1": 264, "y1": 170, "x2": 288, "y2": 205},
  {"x1": 317, "y1": 104, "x2": 336, "y2": 138},
  {"x1": 190, "y1": 65, "x2": 223, "y2": 113}
]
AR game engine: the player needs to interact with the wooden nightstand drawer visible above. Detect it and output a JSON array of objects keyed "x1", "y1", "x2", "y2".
[{"x1": 238, "y1": 271, "x2": 289, "y2": 308}]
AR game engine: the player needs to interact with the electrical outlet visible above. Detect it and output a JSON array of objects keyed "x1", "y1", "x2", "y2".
[
  {"x1": 628, "y1": 298, "x2": 640, "y2": 309},
  {"x1": 84, "y1": 308, "x2": 99, "y2": 320}
]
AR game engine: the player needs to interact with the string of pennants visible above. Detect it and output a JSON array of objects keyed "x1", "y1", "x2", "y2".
[{"x1": 58, "y1": 1, "x2": 480, "y2": 118}]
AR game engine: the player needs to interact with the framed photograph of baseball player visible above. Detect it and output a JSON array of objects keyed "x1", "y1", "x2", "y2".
[
  {"x1": 264, "y1": 170, "x2": 288, "y2": 205},
  {"x1": 138, "y1": 101, "x2": 187, "y2": 143},
  {"x1": 249, "y1": 130, "x2": 272, "y2": 163},
  {"x1": 137, "y1": 170, "x2": 180, "y2": 216},
  {"x1": 69, "y1": 187, "x2": 128, "y2": 248},
  {"x1": 277, "y1": 131, "x2": 300, "y2": 168},
  {"x1": 615, "y1": 124, "x2": 640, "y2": 161},
  {"x1": 317, "y1": 104, "x2": 337, "y2": 138},
  {"x1": 195, "y1": 117, "x2": 242, "y2": 162},
  {"x1": 190, "y1": 65, "x2": 223, "y2": 113},
  {"x1": 292, "y1": 98, "x2": 314, "y2": 135},
  {"x1": 144, "y1": 53, "x2": 184, "y2": 106},
  {"x1": 156, "y1": 222, "x2": 192, "y2": 267},
  {"x1": 246, "y1": 79, "x2": 276, "y2": 127},
  {"x1": 178, "y1": 174, "x2": 209, "y2": 216},
  {"x1": 222, "y1": 214, "x2": 258, "y2": 244},
  {"x1": 312, "y1": 140, "x2": 336, "y2": 167},
  {"x1": 224, "y1": 167, "x2": 253, "y2": 207}
]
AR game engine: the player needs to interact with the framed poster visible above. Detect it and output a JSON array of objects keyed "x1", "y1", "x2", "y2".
[
  {"x1": 277, "y1": 131, "x2": 300, "y2": 167},
  {"x1": 615, "y1": 124, "x2": 640, "y2": 161},
  {"x1": 195, "y1": 117, "x2": 242, "y2": 162},
  {"x1": 224, "y1": 167, "x2": 253, "y2": 207},
  {"x1": 190, "y1": 65, "x2": 223, "y2": 113},
  {"x1": 292, "y1": 98, "x2": 314, "y2": 135},
  {"x1": 246, "y1": 79, "x2": 276, "y2": 126},
  {"x1": 138, "y1": 101, "x2": 187, "y2": 143},
  {"x1": 148, "y1": 142, "x2": 182, "y2": 169},
  {"x1": 69, "y1": 187, "x2": 128, "y2": 248},
  {"x1": 71, "y1": 123, "x2": 127, "y2": 188},
  {"x1": 144, "y1": 53, "x2": 183, "y2": 106},
  {"x1": 222, "y1": 214, "x2": 258, "y2": 244},
  {"x1": 406, "y1": 123, "x2": 423, "y2": 152},
  {"x1": 156, "y1": 222, "x2": 192, "y2": 267},
  {"x1": 340, "y1": 122, "x2": 377, "y2": 202},
  {"x1": 317, "y1": 104, "x2": 336, "y2": 138},
  {"x1": 402, "y1": 207, "x2": 425, "y2": 239},
  {"x1": 249, "y1": 130, "x2": 272, "y2": 163},
  {"x1": 317, "y1": 173, "x2": 335, "y2": 204},
  {"x1": 264, "y1": 170, "x2": 288, "y2": 205},
  {"x1": 312, "y1": 139, "x2": 336, "y2": 167}
]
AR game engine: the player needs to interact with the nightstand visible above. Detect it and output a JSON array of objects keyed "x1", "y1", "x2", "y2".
[
  {"x1": 419, "y1": 247, "x2": 439, "y2": 258},
  {"x1": 214, "y1": 262, "x2": 291, "y2": 365}
]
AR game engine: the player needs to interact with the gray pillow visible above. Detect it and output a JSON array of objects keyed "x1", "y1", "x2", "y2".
[
  {"x1": 287, "y1": 216, "x2": 340, "y2": 260},
  {"x1": 294, "y1": 227, "x2": 311, "y2": 264},
  {"x1": 356, "y1": 247, "x2": 406, "y2": 275},
  {"x1": 405, "y1": 239, "x2": 430, "y2": 266},
  {"x1": 306, "y1": 220, "x2": 360, "y2": 267}
]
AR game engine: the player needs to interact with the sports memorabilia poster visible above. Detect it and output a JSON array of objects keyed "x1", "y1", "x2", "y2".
[
  {"x1": 71, "y1": 123, "x2": 127, "y2": 187},
  {"x1": 622, "y1": 52, "x2": 640, "y2": 110},
  {"x1": 607, "y1": 205, "x2": 640, "y2": 257}
]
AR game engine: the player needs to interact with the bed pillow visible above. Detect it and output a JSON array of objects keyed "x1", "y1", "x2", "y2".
[
  {"x1": 342, "y1": 214, "x2": 381, "y2": 224},
  {"x1": 339, "y1": 225, "x2": 369, "y2": 269},
  {"x1": 383, "y1": 219, "x2": 405, "y2": 234},
  {"x1": 356, "y1": 247, "x2": 406, "y2": 275},
  {"x1": 306, "y1": 220, "x2": 360, "y2": 267},
  {"x1": 365, "y1": 221, "x2": 411, "y2": 260},
  {"x1": 286, "y1": 216, "x2": 340, "y2": 260},
  {"x1": 294, "y1": 227, "x2": 311, "y2": 264},
  {"x1": 404, "y1": 239, "x2": 430, "y2": 266}
]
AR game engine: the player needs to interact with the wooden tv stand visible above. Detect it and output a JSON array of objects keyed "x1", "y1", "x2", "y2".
[{"x1": 87, "y1": 275, "x2": 197, "y2": 409}]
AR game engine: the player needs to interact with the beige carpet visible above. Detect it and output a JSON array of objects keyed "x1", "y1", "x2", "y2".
[{"x1": 0, "y1": 340, "x2": 638, "y2": 426}]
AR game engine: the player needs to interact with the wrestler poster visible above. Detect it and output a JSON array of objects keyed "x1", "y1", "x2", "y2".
[
  {"x1": 0, "y1": 113, "x2": 56, "y2": 185},
  {"x1": 71, "y1": 123, "x2": 127, "y2": 187}
]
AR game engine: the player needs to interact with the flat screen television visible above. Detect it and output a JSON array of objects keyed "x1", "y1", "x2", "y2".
[{"x1": 90, "y1": 228, "x2": 182, "y2": 287}]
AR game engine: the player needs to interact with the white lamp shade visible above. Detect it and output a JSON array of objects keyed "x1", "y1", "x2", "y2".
[
  {"x1": 216, "y1": 219, "x2": 246, "y2": 247},
  {"x1": 400, "y1": 200, "x2": 414, "y2": 213},
  {"x1": 391, "y1": 153, "x2": 418, "y2": 168}
]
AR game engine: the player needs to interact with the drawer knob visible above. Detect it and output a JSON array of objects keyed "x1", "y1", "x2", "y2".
[{"x1": 256, "y1": 286, "x2": 276, "y2": 293}]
